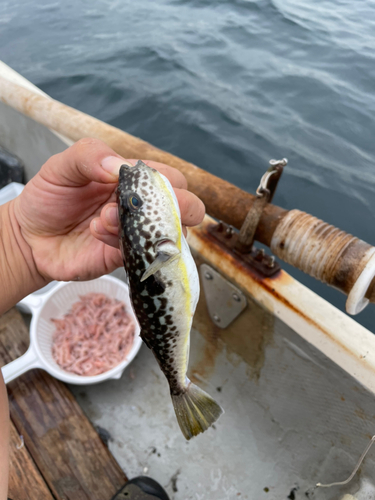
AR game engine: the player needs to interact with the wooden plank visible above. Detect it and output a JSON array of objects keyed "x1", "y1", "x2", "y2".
[
  {"x1": 9, "y1": 420, "x2": 54, "y2": 500},
  {"x1": 0, "y1": 309, "x2": 127, "y2": 500}
]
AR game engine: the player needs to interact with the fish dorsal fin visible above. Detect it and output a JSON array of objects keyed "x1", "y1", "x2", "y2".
[{"x1": 140, "y1": 242, "x2": 180, "y2": 282}]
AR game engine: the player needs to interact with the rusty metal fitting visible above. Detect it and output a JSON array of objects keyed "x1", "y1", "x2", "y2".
[
  {"x1": 270, "y1": 210, "x2": 375, "y2": 314},
  {"x1": 256, "y1": 158, "x2": 288, "y2": 202},
  {"x1": 236, "y1": 158, "x2": 287, "y2": 254}
]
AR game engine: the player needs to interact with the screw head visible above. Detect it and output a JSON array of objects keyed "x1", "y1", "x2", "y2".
[
  {"x1": 205, "y1": 272, "x2": 213, "y2": 280},
  {"x1": 213, "y1": 314, "x2": 221, "y2": 323},
  {"x1": 225, "y1": 226, "x2": 234, "y2": 238},
  {"x1": 266, "y1": 256, "x2": 275, "y2": 268},
  {"x1": 255, "y1": 248, "x2": 265, "y2": 261},
  {"x1": 232, "y1": 293, "x2": 241, "y2": 302}
]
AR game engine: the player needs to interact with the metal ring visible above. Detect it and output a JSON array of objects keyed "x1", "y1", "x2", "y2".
[{"x1": 346, "y1": 248, "x2": 375, "y2": 315}]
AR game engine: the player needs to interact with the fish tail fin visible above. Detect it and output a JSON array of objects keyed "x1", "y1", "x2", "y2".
[{"x1": 171, "y1": 380, "x2": 224, "y2": 440}]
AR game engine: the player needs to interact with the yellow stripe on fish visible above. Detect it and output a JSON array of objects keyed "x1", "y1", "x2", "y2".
[{"x1": 153, "y1": 171, "x2": 192, "y2": 319}]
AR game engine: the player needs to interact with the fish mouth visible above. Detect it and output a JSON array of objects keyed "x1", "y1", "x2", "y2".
[{"x1": 156, "y1": 238, "x2": 176, "y2": 250}]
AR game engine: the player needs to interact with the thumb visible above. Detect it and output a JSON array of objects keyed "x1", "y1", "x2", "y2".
[{"x1": 40, "y1": 138, "x2": 130, "y2": 186}]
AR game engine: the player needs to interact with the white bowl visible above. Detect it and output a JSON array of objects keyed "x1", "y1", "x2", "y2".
[
  {"x1": 0, "y1": 181, "x2": 24, "y2": 205},
  {"x1": 1, "y1": 275, "x2": 142, "y2": 385}
]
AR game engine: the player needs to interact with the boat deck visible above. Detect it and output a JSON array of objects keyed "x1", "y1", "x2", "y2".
[{"x1": 3, "y1": 269, "x2": 375, "y2": 500}]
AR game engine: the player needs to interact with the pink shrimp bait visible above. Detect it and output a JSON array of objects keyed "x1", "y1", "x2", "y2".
[{"x1": 51, "y1": 293, "x2": 135, "y2": 376}]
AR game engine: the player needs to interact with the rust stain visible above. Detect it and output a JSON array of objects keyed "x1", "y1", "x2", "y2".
[
  {"x1": 354, "y1": 408, "x2": 367, "y2": 421},
  {"x1": 190, "y1": 251, "x2": 274, "y2": 382},
  {"x1": 197, "y1": 228, "x2": 313, "y2": 321},
  {"x1": 191, "y1": 224, "x2": 370, "y2": 363},
  {"x1": 190, "y1": 299, "x2": 222, "y2": 385}
]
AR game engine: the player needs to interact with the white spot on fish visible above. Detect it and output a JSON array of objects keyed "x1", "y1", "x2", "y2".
[{"x1": 153, "y1": 298, "x2": 161, "y2": 309}]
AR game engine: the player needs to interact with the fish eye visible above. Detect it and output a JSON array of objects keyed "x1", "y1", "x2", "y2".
[
  {"x1": 130, "y1": 196, "x2": 139, "y2": 207},
  {"x1": 126, "y1": 192, "x2": 143, "y2": 212}
]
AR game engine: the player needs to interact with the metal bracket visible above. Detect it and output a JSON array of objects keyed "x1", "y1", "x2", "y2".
[
  {"x1": 256, "y1": 158, "x2": 288, "y2": 203},
  {"x1": 235, "y1": 158, "x2": 287, "y2": 254},
  {"x1": 208, "y1": 158, "x2": 285, "y2": 277},
  {"x1": 200, "y1": 264, "x2": 247, "y2": 328},
  {"x1": 208, "y1": 222, "x2": 281, "y2": 277}
]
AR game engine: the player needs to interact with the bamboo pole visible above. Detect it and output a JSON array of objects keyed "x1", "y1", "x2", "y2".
[{"x1": 0, "y1": 75, "x2": 374, "y2": 309}]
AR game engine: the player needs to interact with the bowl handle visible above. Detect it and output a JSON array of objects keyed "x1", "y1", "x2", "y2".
[
  {"x1": 17, "y1": 281, "x2": 58, "y2": 314},
  {"x1": 109, "y1": 371, "x2": 124, "y2": 380},
  {"x1": 1, "y1": 345, "x2": 42, "y2": 384},
  {"x1": 17, "y1": 294, "x2": 44, "y2": 314}
]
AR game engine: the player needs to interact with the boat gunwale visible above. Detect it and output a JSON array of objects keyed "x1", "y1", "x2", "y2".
[{"x1": 1, "y1": 61, "x2": 375, "y2": 395}]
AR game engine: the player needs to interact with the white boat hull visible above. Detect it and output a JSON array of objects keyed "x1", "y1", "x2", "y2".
[{"x1": 1, "y1": 61, "x2": 375, "y2": 499}]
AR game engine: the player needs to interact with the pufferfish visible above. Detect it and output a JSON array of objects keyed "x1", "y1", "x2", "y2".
[{"x1": 117, "y1": 161, "x2": 223, "y2": 439}]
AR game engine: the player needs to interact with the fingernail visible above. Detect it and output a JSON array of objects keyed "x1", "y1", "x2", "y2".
[
  {"x1": 101, "y1": 156, "x2": 132, "y2": 176},
  {"x1": 105, "y1": 206, "x2": 118, "y2": 227}
]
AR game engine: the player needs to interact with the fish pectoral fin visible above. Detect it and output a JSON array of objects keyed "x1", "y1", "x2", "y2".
[{"x1": 140, "y1": 245, "x2": 180, "y2": 282}]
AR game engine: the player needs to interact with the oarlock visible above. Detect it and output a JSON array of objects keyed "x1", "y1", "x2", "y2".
[
  {"x1": 209, "y1": 159, "x2": 287, "y2": 278},
  {"x1": 209, "y1": 158, "x2": 375, "y2": 315},
  {"x1": 235, "y1": 158, "x2": 287, "y2": 254}
]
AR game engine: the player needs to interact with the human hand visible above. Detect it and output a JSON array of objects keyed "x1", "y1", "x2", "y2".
[{"x1": 12, "y1": 138, "x2": 205, "y2": 284}]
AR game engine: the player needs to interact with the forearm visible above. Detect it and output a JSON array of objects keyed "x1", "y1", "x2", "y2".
[
  {"x1": 0, "y1": 200, "x2": 46, "y2": 499},
  {"x1": 0, "y1": 200, "x2": 46, "y2": 315},
  {"x1": 0, "y1": 372, "x2": 9, "y2": 500}
]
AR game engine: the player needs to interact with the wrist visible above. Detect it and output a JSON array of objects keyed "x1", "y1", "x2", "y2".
[{"x1": 0, "y1": 200, "x2": 47, "y2": 314}]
